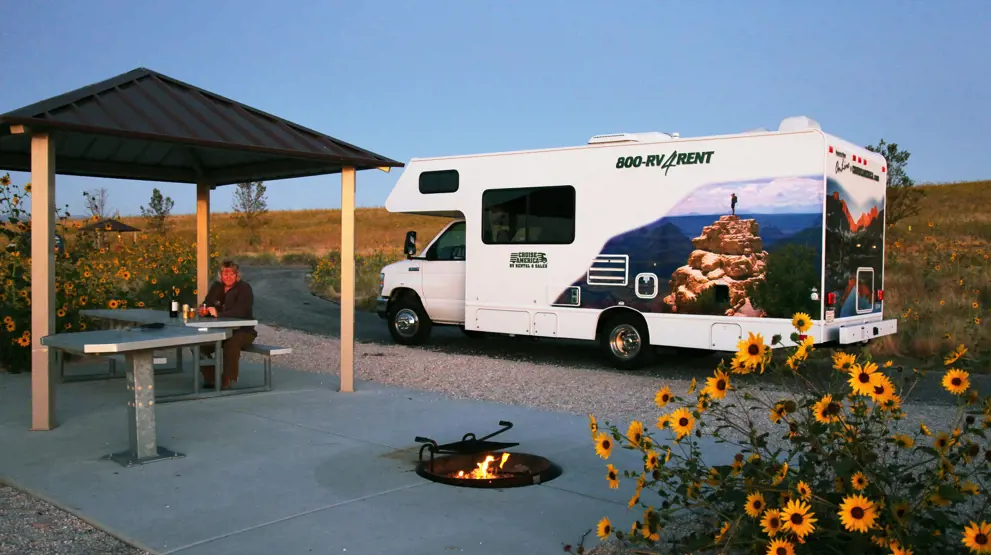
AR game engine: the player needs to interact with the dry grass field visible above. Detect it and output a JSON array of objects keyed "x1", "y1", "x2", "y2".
[{"x1": 6, "y1": 179, "x2": 989, "y2": 363}]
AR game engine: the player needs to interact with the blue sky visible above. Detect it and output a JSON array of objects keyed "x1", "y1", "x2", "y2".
[{"x1": 1, "y1": 0, "x2": 988, "y2": 218}]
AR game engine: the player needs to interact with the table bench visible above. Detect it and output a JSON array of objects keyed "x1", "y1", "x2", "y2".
[{"x1": 242, "y1": 343, "x2": 292, "y2": 390}]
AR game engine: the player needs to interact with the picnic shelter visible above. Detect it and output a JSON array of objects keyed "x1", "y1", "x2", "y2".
[{"x1": 0, "y1": 66, "x2": 404, "y2": 431}]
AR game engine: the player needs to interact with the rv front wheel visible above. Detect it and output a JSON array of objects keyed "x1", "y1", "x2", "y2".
[
  {"x1": 387, "y1": 297, "x2": 432, "y2": 345},
  {"x1": 600, "y1": 314, "x2": 653, "y2": 370}
]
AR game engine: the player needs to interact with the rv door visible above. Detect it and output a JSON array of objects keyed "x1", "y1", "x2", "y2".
[{"x1": 420, "y1": 221, "x2": 467, "y2": 323}]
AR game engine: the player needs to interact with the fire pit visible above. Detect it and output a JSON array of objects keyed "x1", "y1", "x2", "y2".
[{"x1": 414, "y1": 421, "x2": 562, "y2": 488}]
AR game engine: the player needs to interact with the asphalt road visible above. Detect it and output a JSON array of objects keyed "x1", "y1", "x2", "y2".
[
  {"x1": 241, "y1": 264, "x2": 721, "y2": 373},
  {"x1": 240, "y1": 264, "x2": 981, "y2": 403}
]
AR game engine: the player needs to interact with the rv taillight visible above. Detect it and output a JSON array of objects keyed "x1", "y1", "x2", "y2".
[
  {"x1": 877, "y1": 290, "x2": 884, "y2": 301},
  {"x1": 826, "y1": 292, "x2": 837, "y2": 306},
  {"x1": 882, "y1": 166, "x2": 886, "y2": 172}
]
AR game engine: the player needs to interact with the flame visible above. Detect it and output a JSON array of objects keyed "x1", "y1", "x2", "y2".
[{"x1": 454, "y1": 452, "x2": 511, "y2": 479}]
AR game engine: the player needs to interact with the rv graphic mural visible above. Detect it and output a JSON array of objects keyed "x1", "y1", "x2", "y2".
[
  {"x1": 554, "y1": 175, "x2": 825, "y2": 318},
  {"x1": 824, "y1": 176, "x2": 885, "y2": 319}
]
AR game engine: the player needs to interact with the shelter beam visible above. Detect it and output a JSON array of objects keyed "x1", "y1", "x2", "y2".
[
  {"x1": 196, "y1": 182, "x2": 211, "y2": 304},
  {"x1": 30, "y1": 133, "x2": 57, "y2": 431},
  {"x1": 339, "y1": 167, "x2": 356, "y2": 392}
]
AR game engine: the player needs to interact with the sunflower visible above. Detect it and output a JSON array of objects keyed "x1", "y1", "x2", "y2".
[
  {"x1": 628, "y1": 489, "x2": 640, "y2": 509},
  {"x1": 813, "y1": 394, "x2": 843, "y2": 424},
  {"x1": 945, "y1": 344, "x2": 967, "y2": 366},
  {"x1": 736, "y1": 332, "x2": 767, "y2": 371},
  {"x1": 761, "y1": 508, "x2": 783, "y2": 537},
  {"x1": 892, "y1": 434, "x2": 914, "y2": 449},
  {"x1": 890, "y1": 541, "x2": 914, "y2": 555},
  {"x1": 781, "y1": 499, "x2": 817, "y2": 539},
  {"x1": 644, "y1": 450, "x2": 659, "y2": 472},
  {"x1": 656, "y1": 413, "x2": 670, "y2": 430},
  {"x1": 766, "y1": 538, "x2": 795, "y2": 555},
  {"x1": 772, "y1": 462, "x2": 789, "y2": 486},
  {"x1": 746, "y1": 492, "x2": 767, "y2": 518},
  {"x1": 920, "y1": 422, "x2": 932, "y2": 436},
  {"x1": 791, "y1": 312, "x2": 812, "y2": 333},
  {"x1": 669, "y1": 407, "x2": 695, "y2": 440},
  {"x1": 588, "y1": 413, "x2": 598, "y2": 439},
  {"x1": 688, "y1": 377, "x2": 697, "y2": 394},
  {"x1": 963, "y1": 521, "x2": 991, "y2": 554},
  {"x1": 892, "y1": 501, "x2": 910, "y2": 522},
  {"x1": 627, "y1": 420, "x2": 645, "y2": 448},
  {"x1": 714, "y1": 521, "x2": 731, "y2": 543},
  {"x1": 943, "y1": 368, "x2": 970, "y2": 395},
  {"x1": 603, "y1": 463, "x2": 620, "y2": 489},
  {"x1": 704, "y1": 369, "x2": 731, "y2": 400},
  {"x1": 795, "y1": 481, "x2": 812, "y2": 501},
  {"x1": 654, "y1": 385, "x2": 673, "y2": 408},
  {"x1": 933, "y1": 432, "x2": 953, "y2": 453},
  {"x1": 868, "y1": 373, "x2": 896, "y2": 404},
  {"x1": 596, "y1": 516, "x2": 612, "y2": 541},
  {"x1": 851, "y1": 471, "x2": 868, "y2": 491},
  {"x1": 848, "y1": 362, "x2": 878, "y2": 396},
  {"x1": 838, "y1": 494, "x2": 877, "y2": 533},
  {"x1": 832, "y1": 351, "x2": 857, "y2": 372},
  {"x1": 729, "y1": 352, "x2": 753, "y2": 374},
  {"x1": 594, "y1": 432, "x2": 613, "y2": 459}
]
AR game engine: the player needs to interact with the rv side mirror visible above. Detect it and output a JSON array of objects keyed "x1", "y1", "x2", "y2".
[{"x1": 404, "y1": 231, "x2": 417, "y2": 258}]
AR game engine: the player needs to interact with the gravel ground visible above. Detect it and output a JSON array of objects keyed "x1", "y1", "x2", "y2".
[
  {"x1": 0, "y1": 482, "x2": 150, "y2": 555},
  {"x1": 2, "y1": 322, "x2": 977, "y2": 554}
]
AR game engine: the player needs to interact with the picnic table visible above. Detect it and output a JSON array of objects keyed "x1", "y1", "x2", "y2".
[
  {"x1": 41, "y1": 325, "x2": 230, "y2": 466},
  {"x1": 79, "y1": 308, "x2": 263, "y2": 402}
]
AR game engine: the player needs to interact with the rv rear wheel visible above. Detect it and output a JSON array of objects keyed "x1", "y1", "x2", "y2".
[
  {"x1": 387, "y1": 297, "x2": 432, "y2": 345},
  {"x1": 600, "y1": 314, "x2": 653, "y2": 370}
]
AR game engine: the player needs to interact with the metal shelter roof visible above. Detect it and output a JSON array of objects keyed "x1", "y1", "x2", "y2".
[
  {"x1": 0, "y1": 67, "x2": 404, "y2": 185},
  {"x1": 78, "y1": 218, "x2": 142, "y2": 233}
]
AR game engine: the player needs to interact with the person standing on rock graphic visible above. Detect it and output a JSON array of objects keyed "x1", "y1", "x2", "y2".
[{"x1": 730, "y1": 193, "x2": 738, "y2": 216}]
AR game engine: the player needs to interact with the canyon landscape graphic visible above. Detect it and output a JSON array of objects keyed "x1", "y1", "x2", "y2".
[
  {"x1": 824, "y1": 176, "x2": 886, "y2": 318},
  {"x1": 555, "y1": 175, "x2": 825, "y2": 317}
]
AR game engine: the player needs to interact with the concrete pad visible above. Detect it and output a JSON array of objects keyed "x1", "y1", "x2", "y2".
[{"x1": 0, "y1": 361, "x2": 734, "y2": 555}]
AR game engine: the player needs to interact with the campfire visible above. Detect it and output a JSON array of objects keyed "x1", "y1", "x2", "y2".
[
  {"x1": 454, "y1": 452, "x2": 512, "y2": 479},
  {"x1": 414, "y1": 421, "x2": 562, "y2": 488}
]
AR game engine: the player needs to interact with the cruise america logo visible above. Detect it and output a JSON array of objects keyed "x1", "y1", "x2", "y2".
[{"x1": 509, "y1": 252, "x2": 548, "y2": 269}]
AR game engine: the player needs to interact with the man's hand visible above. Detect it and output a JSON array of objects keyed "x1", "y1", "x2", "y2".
[{"x1": 207, "y1": 306, "x2": 218, "y2": 317}]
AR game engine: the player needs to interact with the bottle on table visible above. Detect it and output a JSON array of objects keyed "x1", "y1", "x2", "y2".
[{"x1": 169, "y1": 297, "x2": 179, "y2": 319}]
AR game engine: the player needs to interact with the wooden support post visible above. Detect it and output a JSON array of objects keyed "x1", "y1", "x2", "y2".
[
  {"x1": 196, "y1": 182, "x2": 211, "y2": 305},
  {"x1": 30, "y1": 133, "x2": 57, "y2": 431},
  {"x1": 339, "y1": 167, "x2": 356, "y2": 393}
]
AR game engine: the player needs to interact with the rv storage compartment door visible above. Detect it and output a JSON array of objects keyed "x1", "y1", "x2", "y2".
[
  {"x1": 710, "y1": 323, "x2": 743, "y2": 351},
  {"x1": 475, "y1": 309, "x2": 530, "y2": 335},
  {"x1": 532, "y1": 312, "x2": 558, "y2": 337}
]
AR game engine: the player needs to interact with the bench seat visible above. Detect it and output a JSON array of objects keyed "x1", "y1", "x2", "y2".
[{"x1": 244, "y1": 343, "x2": 293, "y2": 356}]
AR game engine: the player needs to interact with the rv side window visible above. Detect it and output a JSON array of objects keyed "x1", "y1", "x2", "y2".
[
  {"x1": 419, "y1": 170, "x2": 459, "y2": 194},
  {"x1": 481, "y1": 185, "x2": 575, "y2": 245}
]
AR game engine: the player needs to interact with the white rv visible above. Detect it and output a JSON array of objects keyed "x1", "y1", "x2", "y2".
[{"x1": 375, "y1": 116, "x2": 898, "y2": 369}]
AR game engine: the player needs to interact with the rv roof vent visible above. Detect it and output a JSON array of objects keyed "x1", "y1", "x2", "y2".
[
  {"x1": 743, "y1": 127, "x2": 769, "y2": 134},
  {"x1": 587, "y1": 131, "x2": 678, "y2": 145},
  {"x1": 778, "y1": 115, "x2": 821, "y2": 132}
]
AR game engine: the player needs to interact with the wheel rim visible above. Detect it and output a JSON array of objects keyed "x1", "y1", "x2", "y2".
[
  {"x1": 394, "y1": 308, "x2": 420, "y2": 338},
  {"x1": 608, "y1": 324, "x2": 641, "y2": 360}
]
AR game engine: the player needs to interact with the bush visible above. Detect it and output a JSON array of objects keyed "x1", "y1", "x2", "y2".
[
  {"x1": 581, "y1": 315, "x2": 989, "y2": 555},
  {"x1": 1, "y1": 173, "x2": 220, "y2": 373},
  {"x1": 307, "y1": 248, "x2": 406, "y2": 310}
]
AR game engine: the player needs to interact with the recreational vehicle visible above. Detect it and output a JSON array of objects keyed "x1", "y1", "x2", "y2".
[{"x1": 375, "y1": 115, "x2": 898, "y2": 369}]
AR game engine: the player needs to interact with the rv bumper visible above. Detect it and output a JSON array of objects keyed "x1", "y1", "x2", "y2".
[
  {"x1": 375, "y1": 296, "x2": 389, "y2": 319},
  {"x1": 838, "y1": 319, "x2": 898, "y2": 345}
]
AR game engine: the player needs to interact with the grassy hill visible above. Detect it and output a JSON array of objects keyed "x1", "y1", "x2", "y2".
[{"x1": 4, "y1": 178, "x2": 989, "y2": 362}]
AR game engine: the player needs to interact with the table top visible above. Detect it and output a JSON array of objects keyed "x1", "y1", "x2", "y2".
[
  {"x1": 80, "y1": 308, "x2": 259, "y2": 328},
  {"x1": 41, "y1": 326, "x2": 230, "y2": 355}
]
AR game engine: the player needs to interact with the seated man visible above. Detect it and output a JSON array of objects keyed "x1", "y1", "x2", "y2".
[{"x1": 198, "y1": 260, "x2": 257, "y2": 389}]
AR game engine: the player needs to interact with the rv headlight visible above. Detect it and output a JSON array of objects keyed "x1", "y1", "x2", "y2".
[{"x1": 379, "y1": 272, "x2": 385, "y2": 293}]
